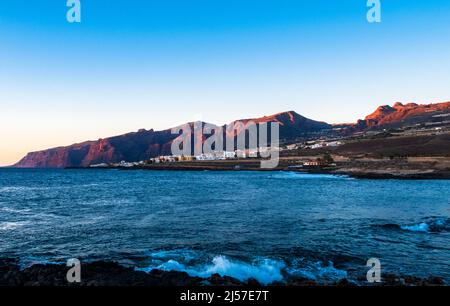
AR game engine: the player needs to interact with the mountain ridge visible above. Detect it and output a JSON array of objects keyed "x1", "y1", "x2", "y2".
[
  {"x1": 14, "y1": 110, "x2": 330, "y2": 168},
  {"x1": 13, "y1": 102, "x2": 450, "y2": 168}
]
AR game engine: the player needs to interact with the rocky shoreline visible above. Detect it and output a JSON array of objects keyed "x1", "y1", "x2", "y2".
[{"x1": 0, "y1": 259, "x2": 445, "y2": 287}]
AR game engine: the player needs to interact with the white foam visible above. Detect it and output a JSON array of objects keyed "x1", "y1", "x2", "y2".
[
  {"x1": 401, "y1": 222, "x2": 430, "y2": 232},
  {"x1": 0, "y1": 221, "x2": 28, "y2": 231},
  {"x1": 139, "y1": 255, "x2": 285, "y2": 285},
  {"x1": 0, "y1": 207, "x2": 31, "y2": 214},
  {"x1": 269, "y1": 172, "x2": 349, "y2": 180},
  {"x1": 148, "y1": 249, "x2": 199, "y2": 263}
]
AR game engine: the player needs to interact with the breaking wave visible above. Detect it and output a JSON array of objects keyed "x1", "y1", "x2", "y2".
[
  {"x1": 379, "y1": 217, "x2": 450, "y2": 233},
  {"x1": 138, "y1": 255, "x2": 285, "y2": 285},
  {"x1": 137, "y1": 249, "x2": 349, "y2": 285},
  {"x1": 0, "y1": 221, "x2": 28, "y2": 231}
]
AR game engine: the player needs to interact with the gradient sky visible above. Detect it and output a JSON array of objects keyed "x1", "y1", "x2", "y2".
[{"x1": 1, "y1": 0, "x2": 450, "y2": 166}]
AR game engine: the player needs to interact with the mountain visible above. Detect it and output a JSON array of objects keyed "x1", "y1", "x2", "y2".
[
  {"x1": 357, "y1": 101, "x2": 450, "y2": 129},
  {"x1": 230, "y1": 111, "x2": 331, "y2": 139},
  {"x1": 14, "y1": 111, "x2": 331, "y2": 168},
  {"x1": 13, "y1": 103, "x2": 450, "y2": 168},
  {"x1": 14, "y1": 129, "x2": 177, "y2": 168}
]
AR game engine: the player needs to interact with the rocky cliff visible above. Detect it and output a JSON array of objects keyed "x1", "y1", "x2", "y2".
[{"x1": 14, "y1": 111, "x2": 331, "y2": 168}]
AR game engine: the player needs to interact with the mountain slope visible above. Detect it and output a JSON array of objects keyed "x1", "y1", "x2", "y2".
[
  {"x1": 14, "y1": 111, "x2": 331, "y2": 168},
  {"x1": 358, "y1": 101, "x2": 450, "y2": 129},
  {"x1": 14, "y1": 129, "x2": 177, "y2": 168}
]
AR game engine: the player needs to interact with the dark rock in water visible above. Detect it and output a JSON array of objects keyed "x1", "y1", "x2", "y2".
[
  {"x1": 335, "y1": 278, "x2": 357, "y2": 286},
  {"x1": 0, "y1": 259, "x2": 22, "y2": 286},
  {"x1": 422, "y1": 276, "x2": 445, "y2": 286},
  {"x1": 285, "y1": 277, "x2": 318, "y2": 286},
  {"x1": 207, "y1": 273, "x2": 242, "y2": 286},
  {"x1": 382, "y1": 273, "x2": 445, "y2": 286},
  {"x1": 0, "y1": 259, "x2": 445, "y2": 286},
  {"x1": 378, "y1": 223, "x2": 402, "y2": 230},
  {"x1": 245, "y1": 278, "x2": 261, "y2": 286},
  {"x1": 148, "y1": 269, "x2": 203, "y2": 286}
]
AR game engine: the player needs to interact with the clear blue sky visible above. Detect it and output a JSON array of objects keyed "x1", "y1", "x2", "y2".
[{"x1": 1, "y1": 0, "x2": 450, "y2": 165}]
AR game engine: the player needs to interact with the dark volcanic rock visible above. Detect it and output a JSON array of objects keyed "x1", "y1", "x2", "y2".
[
  {"x1": 206, "y1": 273, "x2": 243, "y2": 286},
  {"x1": 0, "y1": 260, "x2": 446, "y2": 286}
]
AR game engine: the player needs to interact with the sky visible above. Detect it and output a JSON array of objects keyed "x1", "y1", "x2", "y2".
[{"x1": 1, "y1": 0, "x2": 450, "y2": 166}]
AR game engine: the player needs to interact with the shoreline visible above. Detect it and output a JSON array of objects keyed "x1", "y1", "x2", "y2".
[
  {"x1": 64, "y1": 164, "x2": 450, "y2": 180},
  {"x1": 0, "y1": 259, "x2": 445, "y2": 287}
]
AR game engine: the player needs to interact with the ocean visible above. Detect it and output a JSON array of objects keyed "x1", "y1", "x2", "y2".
[{"x1": 0, "y1": 168, "x2": 449, "y2": 284}]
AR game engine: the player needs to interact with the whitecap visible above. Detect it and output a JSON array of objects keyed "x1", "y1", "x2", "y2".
[
  {"x1": 138, "y1": 255, "x2": 285, "y2": 285},
  {"x1": 0, "y1": 207, "x2": 31, "y2": 214},
  {"x1": 269, "y1": 172, "x2": 349, "y2": 180},
  {"x1": 0, "y1": 221, "x2": 28, "y2": 231},
  {"x1": 148, "y1": 249, "x2": 199, "y2": 263},
  {"x1": 400, "y1": 217, "x2": 450, "y2": 233},
  {"x1": 401, "y1": 223, "x2": 430, "y2": 233}
]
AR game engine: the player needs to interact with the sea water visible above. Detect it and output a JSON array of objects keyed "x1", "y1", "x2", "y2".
[{"x1": 0, "y1": 168, "x2": 449, "y2": 284}]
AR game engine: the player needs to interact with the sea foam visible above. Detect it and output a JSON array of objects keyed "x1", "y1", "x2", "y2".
[
  {"x1": 139, "y1": 255, "x2": 285, "y2": 285},
  {"x1": 269, "y1": 172, "x2": 349, "y2": 180},
  {"x1": 400, "y1": 217, "x2": 450, "y2": 233}
]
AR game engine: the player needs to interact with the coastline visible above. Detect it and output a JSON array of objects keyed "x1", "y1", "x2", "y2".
[
  {"x1": 0, "y1": 259, "x2": 445, "y2": 287},
  {"x1": 64, "y1": 161, "x2": 450, "y2": 180}
]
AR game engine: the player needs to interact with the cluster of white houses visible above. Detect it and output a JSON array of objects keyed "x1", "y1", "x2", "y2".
[
  {"x1": 90, "y1": 149, "x2": 276, "y2": 168},
  {"x1": 149, "y1": 149, "x2": 261, "y2": 164},
  {"x1": 284, "y1": 140, "x2": 343, "y2": 151}
]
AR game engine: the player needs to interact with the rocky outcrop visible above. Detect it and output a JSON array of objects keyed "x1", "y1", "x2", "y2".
[
  {"x1": 359, "y1": 101, "x2": 450, "y2": 128},
  {"x1": 0, "y1": 259, "x2": 444, "y2": 286},
  {"x1": 14, "y1": 129, "x2": 177, "y2": 168}
]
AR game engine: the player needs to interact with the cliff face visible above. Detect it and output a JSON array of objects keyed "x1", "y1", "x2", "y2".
[
  {"x1": 360, "y1": 102, "x2": 450, "y2": 128},
  {"x1": 15, "y1": 129, "x2": 177, "y2": 168},
  {"x1": 14, "y1": 102, "x2": 450, "y2": 168},
  {"x1": 14, "y1": 111, "x2": 331, "y2": 168}
]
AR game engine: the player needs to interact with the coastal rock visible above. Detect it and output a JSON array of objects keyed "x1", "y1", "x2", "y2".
[
  {"x1": 0, "y1": 260, "x2": 446, "y2": 286},
  {"x1": 206, "y1": 273, "x2": 243, "y2": 286}
]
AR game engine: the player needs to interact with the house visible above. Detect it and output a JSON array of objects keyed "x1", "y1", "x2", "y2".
[
  {"x1": 179, "y1": 155, "x2": 194, "y2": 161},
  {"x1": 119, "y1": 161, "x2": 134, "y2": 167},
  {"x1": 223, "y1": 151, "x2": 236, "y2": 159},
  {"x1": 303, "y1": 160, "x2": 325, "y2": 167},
  {"x1": 286, "y1": 144, "x2": 298, "y2": 150},
  {"x1": 235, "y1": 150, "x2": 247, "y2": 158}
]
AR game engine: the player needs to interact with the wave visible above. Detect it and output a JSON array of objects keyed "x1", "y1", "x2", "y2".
[
  {"x1": 0, "y1": 186, "x2": 30, "y2": 193},
  {"x1": 269, "y1": 172, "x2": 350, "y2": 180},
  {"x1": 401, "y1": 223, "x2": 430, "y2": 233},
  {"x1": 379, "y1": 217, "x2": 450, "y2": 233},
  {"x1": 138, "y1": 255, "x2": 285, "y2": 285},
  {"x1": 0, "y1": 207, "x2": 31, "y2": 214},
  {"x1": 138, "y1": 249, "x2": 349, "y2": 284},
  {"x1": 286, "y1": 259, "x2": 348, "y2": 281},
  {"x1": 0, "y1": 184, "x2": 100, "y2": 193},
  {"x1": 19, "y1": 257, "x2": 61, "y2": 270},
  {"x1": 146, "y1": 249, "x2": 200, "y2": 263},
  {"x1": 0, "y1": 221, "x2": 28, "y2": 231}
]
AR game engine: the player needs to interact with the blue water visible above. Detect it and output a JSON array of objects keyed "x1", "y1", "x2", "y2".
[{"x1": 0, "y1": 169, "x2": 449, "y2": 284}]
